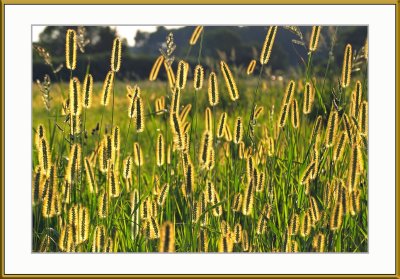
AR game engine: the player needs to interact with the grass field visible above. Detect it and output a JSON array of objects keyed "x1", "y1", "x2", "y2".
[{"x1": 32, "y1": 26, "x2": 368, "y2": 253}]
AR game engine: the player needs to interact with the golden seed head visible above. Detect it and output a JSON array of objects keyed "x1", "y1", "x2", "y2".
[
  {"x1": 156, "y1": 133, "x2": 165, "y2": 167},
  {"x1": 84, "y1": 157, "x2": 97, "y2": 194},
  {"x1": 278, "y1": 80, "x2": 295, "y2": 128},
  {"x1": 220, "y1": 60, "x2": 239, "y2": 101},
  {"x1": 82, "y1": 73, "x2": 93, "y2": 109},
  {"x1": 208, "y1": 72, "x2": 219, "y2": 106},
  {"x1": 233, "y1": 117, "x2": 243, "y2": 144},
  {"x1": 242, "y1": 179, "x2": 255, "y2": 216},
  {"x1": 300, "y1": 210, "x2": 312, "y2": 237},
  {"x1": 149, "y1": 55, "x2": 164, "y2": 81},
  {"x1": 325, "y1": 108, "x2": 339, "y2": 148},
  {"x1": 260, "y1": 26, "x2": 278, "y2": 65},
  {"x1": 98, "y1": 189, "x2": 108, "y2": 219},
  {"x1": 246, "y1": 59, "x2": 257, "y2": 75},
  {"x1": 159, "y1": 221, "x2": 175, "y2": 252},
  {"x1": 359, "y1": 101, "x2": 368, "y2": 136},
  {"x1": 134, "y1": 96, "x2": 145, "y2": 133},
  {"x1": 312, "y1": 233, "x2": 326, "y2": 252},
  {"x1": 309, "y1": 26, "x2": 321, "y2": 52},
  {"x1": 189, "y1": 26, "x2": 204, "y2": 45},
  {"x1": 232, "y1": 193, "x2": 243, "y2": 212},
  {"x1": 176, "y1": 60, "x2": 189, "y2": 90},
  {"x1": 303, "y1": 82, "x2": 314, "y2": 114},
  {"x1": 193, "y1": 64, "x2": 204, "y2": 91},
  {"x1": 289, "y1": 213, "x2": 300, "y2": 235},
  {"x1": 291, "y1": 98, "x2": 300, "y2": 129},
  {"x1": 65, "y1": 29, "x2": 77, "y2": 70},
  {"x1": 101, "y1": 71, "x2": 114, "y2": 106},
  {"x1": 69, "y1": 77, "x2": 82, "y2": 116},
  {"x1": 110, "y1": 37, "x2": 122, "y2": 72},
  {"x1": 217, "y1": 112, "x2": 228, "y2": 138},
  {"x1": 341, "y1": 44, "x2": 353, "y2": 88}
]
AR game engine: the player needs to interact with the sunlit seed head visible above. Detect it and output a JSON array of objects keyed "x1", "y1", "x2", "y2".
[
  {"x1": 309, "y1": 26, "x2": 321, "y2": 52},
  {"x1": 341, "y1": 44, "x2": 352, "y2": 88},
  {"x1": 260, "y1": 26, "x2": 278, "y2": 65},
  {"x1": 170, "y1": 86, "x2": 181, "y2": 115},
  {"x1": 98, "y1": 189, "x2": 108, "y2": 219},
  {"x1": 110, "y1": 37, "x2": 122, "y2": 72},
  {"x1": 300, "y1": 161, "x2": 315, "y2": 185},
  {"x1": 300, "y1": 210, "x2": 312, "y2": 237},
  {"x1": 208, "y1": 72, "x2": 219, "y2": 106},
  {"x1": 359, "y1": 101, "x2": 368, "y2": 137},
  {"x1": 242, "y1": 229, "x2": 249, "y2": 251},
  {"x1": 246, "y1": 59, "x2": 257, "y2": 75},
  {"x1": 347, "y1": 142, "x2": 361, "y2": 192},
  {"x1": 205, "y1": 180, "x2": 216, "y2": 204},
  {"x1": 189, "y1": 26, "x2": 204, "y2": 45},
  {"x1": 212, "y1": 191, "x2": 223, "y2": 217},
  {"x1": 134, "y1": 96, "x2": 145, "y2": 133},
  {"x1": 157, "y1": 183, "x2": 170, "y2": 207},
  {"x1": 149, "y1": 55, "x2": 164, "y2": 81},
  {"x1": 330, "y1": 201, "x2": 344, "y2": 231},
  {"x1": 38, "y1": 138, "x2": 50, "y2": 175},
  {"x1": 342, "y1": 113, "x2": 353, "y2": 144},
  {"x1": 176, "y1": 60, "x2": 189, "y2": 90},
  {"x1": 199, "y1": 130, "x2": 213, "y2": 168},
  {"x1": 349, "y1": 189, "x2": 361, "y2": 216},
  {"x1": 82, "y1": 73, "x2": 93, "y2": 109},
  {"x1": 156, "y1": 133, "x2": 165, "y2": 167},
  {"x1": 159, "y1": 221, "x2": 175, "y2": 252},
  {"x1": 65, "y1": 29, "x2": 77, "y2": 70},
  {"x1": 84, "y1": 157, "x2": 97, "y2": 194},
  {"x1": 69, "y1": 77, "x2": 82, "y2": 116},
  {"x1": 233, "y1": 117, "x2": 243, "y2": 144},
  {"x1": 217, "y1": 112, "x2": 228, "y2": 138},
  {"x1": 108, "y1": 166, "x2": 120, "y2": 198},
  {"x1": 312, "y1": 233, "x2": 326, "y2": 252},
  {"x1": 325, "y1": 108, "x2": 339, "y2": 148},
  {"x1": 101, "y1": 71, "x2": 114, "y2": 106},
  {"x1": 333, "y1": 131, "x2": 347, "y2": 162},
  {"x1": 66, "y1": 144, "x2": 81, "y2": 184},
  {"x1": 220, "y1": 61, "x2": 239, "y2": 101},
  {"x1": 309, "y1": 196, "x2": 321, "y2": 224},
  {"x1": 205, "y1": 107, "x2": 213, "y2": 133},
  {"x1": 232, "y1": 193, "x2": 243, "y2": 212},
  {"x1": 194, "y1": 64, "x2": 204, "y2": 90},
  {"x1": 35, "y1": 124, "x2": 46, "y2": 150},
  {"x1": 218, "y1": 235, "x2": 233, "y2": 253},
  {"x1": 242, "y1": 179, "x2": 255, "y2": 216},
  {"x1": 303, "y1": 82, "x2": 314, "y2": 114},
  {"x1": 310, "y1": 115, "x2": 322, "y2": 144},
  {"x1": 199, "y1": 229, "x2": 208, "y2": 252},
  {"x1": 291, "y1": 99, "x2": 300, "y2": 129},
  {"x1": 289, "y1": 213, "x2": 300, "y2": 235}
]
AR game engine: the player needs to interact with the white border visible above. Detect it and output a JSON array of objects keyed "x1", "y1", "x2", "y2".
[{"x1": 4, "y1": 4, "x2": 396, "y2": 275}]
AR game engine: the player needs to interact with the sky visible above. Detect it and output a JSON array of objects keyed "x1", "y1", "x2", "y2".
[{"x1": 32, "y1": 26, "x2": 183, "y2": 46}]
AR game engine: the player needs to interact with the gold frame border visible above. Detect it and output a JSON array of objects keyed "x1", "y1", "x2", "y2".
[{"x1": 0, "y1": 1, "x2": 398, "y2": 278}]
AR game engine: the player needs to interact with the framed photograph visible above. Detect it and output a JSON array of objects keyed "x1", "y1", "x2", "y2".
[{"x1": 1, "y1": 1, "x2": 398, "y2": 278}]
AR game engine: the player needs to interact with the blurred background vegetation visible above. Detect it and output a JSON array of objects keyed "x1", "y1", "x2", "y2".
[{"x1": 33, "y1": 26, "x2": 367, "y2": 82}]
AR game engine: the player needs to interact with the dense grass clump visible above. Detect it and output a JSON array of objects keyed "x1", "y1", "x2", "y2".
[{"x1": 32, "y1": 26, "x2": 368, "y2": 252}]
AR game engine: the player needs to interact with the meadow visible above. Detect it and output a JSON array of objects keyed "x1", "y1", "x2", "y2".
[{"x1": 32, "y1": 26, "x2": 368, "y2": 252}]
